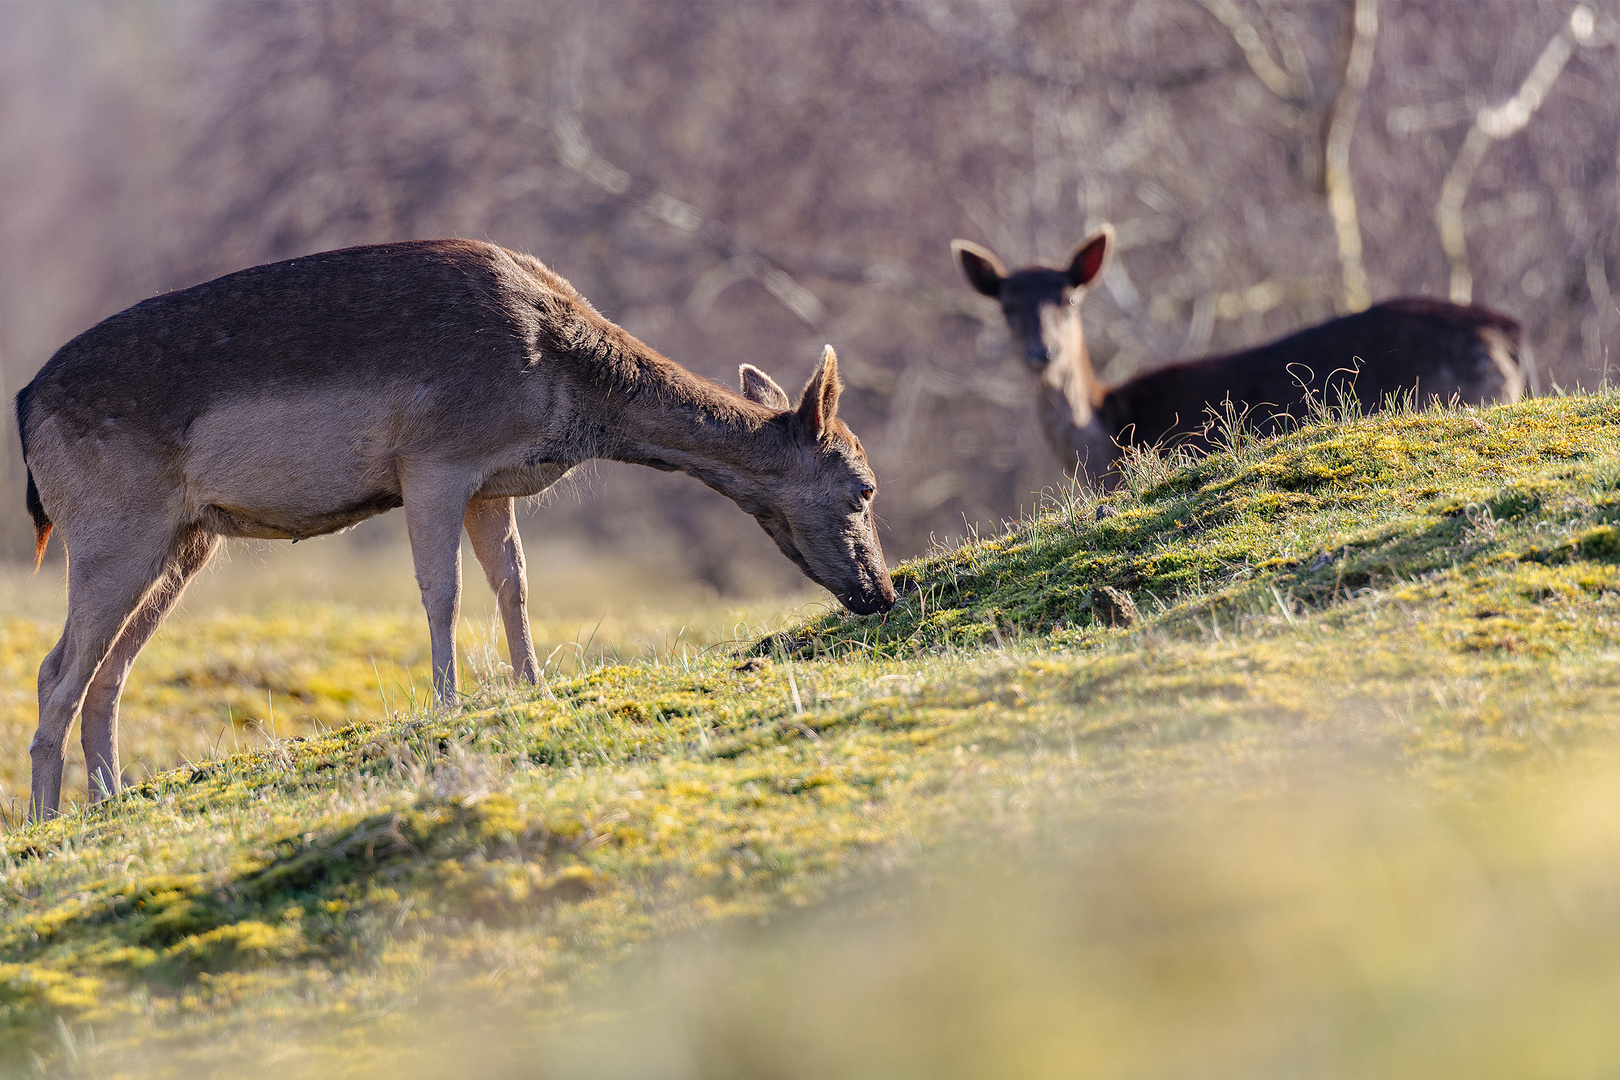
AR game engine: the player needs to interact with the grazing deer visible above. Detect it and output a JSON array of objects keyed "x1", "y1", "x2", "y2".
[
  {"x1": 952, "y1": 227, "x2": 1526, "y2": 483},
  {"x1": 16, "y1": 239, "x2": 895, "y2": 818}
]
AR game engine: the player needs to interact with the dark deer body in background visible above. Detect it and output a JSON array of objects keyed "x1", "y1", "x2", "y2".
[
  {"x1": 16, "y1": 239, "x2": 895, "y2": 818},
  {"x1": 952, "y1": 228, "x2": 1526, "y2": 484}
]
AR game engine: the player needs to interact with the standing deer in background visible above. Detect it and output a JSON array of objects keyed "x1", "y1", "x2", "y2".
[
  {"x1": 952, "y1": 227, "x2": 1526, "y2": 484},
  {"x1": 16, "y1": 239, "x2": 895, "y2": 819}
]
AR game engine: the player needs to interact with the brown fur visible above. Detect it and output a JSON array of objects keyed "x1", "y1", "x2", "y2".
[
  {"x1": 953, "y1": 228, "x2": 1528, "y2": 485},
  {"x1": 15, "y1": 239, "x2": 895, "y2": 818}
]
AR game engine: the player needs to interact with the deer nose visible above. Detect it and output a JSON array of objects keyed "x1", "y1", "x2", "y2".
[
  {"x1": 845, "y1": 590, "x2": 896, "y2": 615},
  {"x1": 1024, "y1": 343, "x2": 1053, "y2": 368},
  {"x1": 840, "y1": 571, "x2": 897, "y2": 615}
]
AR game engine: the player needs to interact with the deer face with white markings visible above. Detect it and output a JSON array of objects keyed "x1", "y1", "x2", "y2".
[{"x1": 953, "y1": 229, "x2": 1110, "y2": 375}]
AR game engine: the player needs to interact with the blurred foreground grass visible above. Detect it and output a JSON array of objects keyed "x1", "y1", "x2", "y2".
[
  {"x1": 7, "y1": 393, "x2": 1620, "y2": 1076},
  {"x1": 534, "y1": 763, "x2": 1620, "y2": 1080}
]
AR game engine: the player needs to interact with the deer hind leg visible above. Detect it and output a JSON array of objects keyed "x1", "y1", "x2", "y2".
[
  {"x1": 32, "y1": 521, "x2": 182, "y2": 820},
  {"x1": 79, "y1": 527, "x2": 220, "y2": 802},
  {"x1": 464, "y1": 497, "x2": 539, "y2": 684}
]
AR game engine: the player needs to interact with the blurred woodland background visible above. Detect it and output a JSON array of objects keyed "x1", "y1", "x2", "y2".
[{"x1": 2, "y1": 0, "x2": 1618, "y2": 594}]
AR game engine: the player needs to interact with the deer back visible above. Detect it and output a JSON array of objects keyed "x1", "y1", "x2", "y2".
[
  {"x1": 1102, "y1": 299, "x2": 1526, "y2": 450},
  {"x1": 21, "y1": 240, "x2": 566, "y2": 455}
]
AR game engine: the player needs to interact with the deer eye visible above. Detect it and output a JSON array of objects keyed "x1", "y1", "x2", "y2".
[{"x1": 860, "y1": 484, "x2": 875, "y2": 501}]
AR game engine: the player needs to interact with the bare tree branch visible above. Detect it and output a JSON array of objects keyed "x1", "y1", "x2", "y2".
[
  {"x1": 1437, "y1": 4, "x2": 1596, "y2": 303},
  {"x1": 1325, "y1": 0, "x2": 1379, "y2": 313},
  {"x1": 552, "y1": 108, "x2": 828, "y2": 330},
  {"x1": 1198, "y1": 0, "x2": 1310, "y2": 101}
]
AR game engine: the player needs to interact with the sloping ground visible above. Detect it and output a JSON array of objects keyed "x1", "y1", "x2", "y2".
[{"x1": 6, "y1": 394, "x2": 1620, "y2": 1076}]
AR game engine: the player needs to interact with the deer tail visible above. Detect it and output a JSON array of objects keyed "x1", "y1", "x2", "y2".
[
  {"x1": 25, "y1": 465, "x2": 52, "y2": 572},
  {"x1": 16, "y1": 386, "x2": 52, "y2": 571}
]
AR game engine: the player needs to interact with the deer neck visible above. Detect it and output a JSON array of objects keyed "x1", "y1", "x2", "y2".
[
  {"x1": 1036, "y1": 312, "x2": 1108, "y2": 425},
  {"x1": 579, "y1": 332, "x2": 783, "y2": 508},
  {"x1": 1034, "y1": 318, "x2": 1118, "y2": 480}
]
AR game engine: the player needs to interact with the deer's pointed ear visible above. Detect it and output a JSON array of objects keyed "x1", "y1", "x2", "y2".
[
  {"x1": 739, "y1": 364, "x2": 791, "y2": 410},
  {"x1": 1066, "y1": 226, "x2": 1113, "y2": 288},
  {"x1": 951, "y1": 239, "x2": 1007, "y2": 298},
  {"x1": 794, "y1": 345, "x2": 843, "y2": 441}
]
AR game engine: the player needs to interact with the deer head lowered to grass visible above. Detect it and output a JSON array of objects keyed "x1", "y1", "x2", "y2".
[
  {"x1": 952, "y1": 227, "x2": 1527, "y2": 485},
  {"x1": 15, "y1": 239, "x2": 895, "y2": 818}
]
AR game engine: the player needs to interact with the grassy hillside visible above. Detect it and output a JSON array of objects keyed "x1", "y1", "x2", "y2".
[{"x1": 7, "y1": 393, "x2": 1620, "y2": 1076}]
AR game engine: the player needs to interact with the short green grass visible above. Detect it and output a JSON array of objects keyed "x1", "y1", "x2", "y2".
[{"x1": 7, "y1": 393, "x2": 1620, "y2": 1077}]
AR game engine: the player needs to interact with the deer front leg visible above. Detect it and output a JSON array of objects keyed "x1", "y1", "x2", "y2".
[
  {"x1": 402, "y1": 471, "x2": 473, "y2": 706},
  {"x1": 464, "y1": 497, "x2": 539, "y2": 684}
]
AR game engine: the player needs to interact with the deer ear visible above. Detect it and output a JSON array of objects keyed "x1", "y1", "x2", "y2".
[
  {"x1": 1066, "y1": 226, "x2": 1113, "y2": 288},
  {"x1": 739, "y1": 364, "x2": 791, "y2": 410},
  {"x1": 951, "y1": 239, "x2": 1007, "y2": 298},
  {"x1": 794, "y1": 345, "x2": 843, "y2": 440}
]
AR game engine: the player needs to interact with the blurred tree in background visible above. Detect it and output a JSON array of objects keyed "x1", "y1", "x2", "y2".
[{"x1": 2, "y1": 0, "x2": 1617, "y2": 591}]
